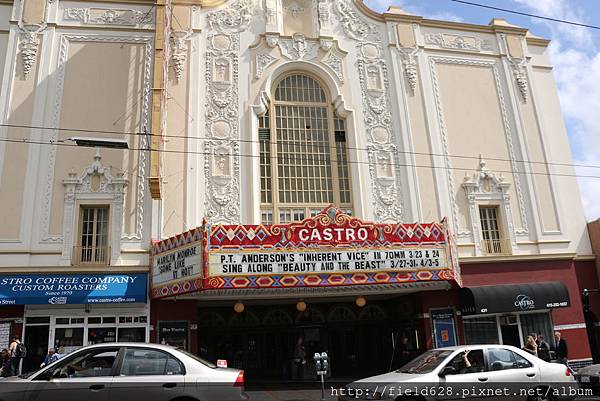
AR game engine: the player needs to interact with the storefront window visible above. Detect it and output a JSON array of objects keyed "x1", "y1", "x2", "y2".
[
  {"x1": 54, "y1": 327, "x2": 84, "y2": 354},
  {"x1": 519, "y1": 312, "x2": 553, "y2": 343},
  {"x1": 87, "y1": 327, "x2": 117, "y2": 344},
  {"x1": 464, "y1": 316, "x2": 499, "y2": 344},
  {"x1": 118, "y1": 327, "x2": 146, "y2": 342}
]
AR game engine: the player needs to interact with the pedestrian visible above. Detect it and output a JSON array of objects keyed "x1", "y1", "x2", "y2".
[
  {"x1": 292, "y1": 337, "x2": 306, "y2": 380},
  {"x1": 0, "y1": 348, "x2": 12, "y2": 377},
  {"x1": 40, "y1": 348, "x2": 61, "y2": 368},
  {"x1": 537, "y1": 335, "x2": 551, "y2": 362},
  {"x1": 554, "y1": 331, "x2": 568, "y2": 365},
  {"x1": 8, "y1": 335, "x2": 26, "y2": 376},
  {"x1": 522, "y1": 335, "x2": 538, "y2": 357}
]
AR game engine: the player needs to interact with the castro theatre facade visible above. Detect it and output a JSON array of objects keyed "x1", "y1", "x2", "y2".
[{"x1": 146, "y1": 0, "x2": 596, "y2": 378}]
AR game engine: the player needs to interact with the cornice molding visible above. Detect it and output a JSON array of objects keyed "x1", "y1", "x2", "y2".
[{"x1": 352, "y1": 0, "x2": 547, "y2": 46}]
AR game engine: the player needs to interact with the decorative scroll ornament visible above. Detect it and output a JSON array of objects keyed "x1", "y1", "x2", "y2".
[
  {"x1": 332, "y1": 0, "x2": 376, "y2": 41},
  {"x1": 19, "y1": 24, "x2": 45, "y2": 78},
  {"x1": 170, "y1": 31, "x2": 192, "y2": 81},
  {"x1": 255, "y1": 52, "x2": 277, "y2": 79},
  {"x1": 398, "y1": 47, "x2": 418, "y2": 93},
  {"x1": 207, "y1": 0, "x2": 254, "y2": 33},
  {"x1": 63, "y1": 7, "x2": 153, "y2": 26},
  {"x1": 509, "y1": 58, "x2": 528, "y2": 102},
  {"x1": 425, "y1": 33, "x2": 493, "y2": 52},
  {"x1": 322, "y1": 52, "x2": 343, "y2": 82},
  {"x1": 279, "y1": 33, "x2": 319, "y2": 60}
]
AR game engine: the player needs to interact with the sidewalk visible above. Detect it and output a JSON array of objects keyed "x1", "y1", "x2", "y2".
[{"x1": 246, "y1": 389, "x2": 337, "y2": 401}]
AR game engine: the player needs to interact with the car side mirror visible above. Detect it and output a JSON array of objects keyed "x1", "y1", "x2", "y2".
[{"x1": 439, "y1": 366, "x2": 456, "y2": 377}]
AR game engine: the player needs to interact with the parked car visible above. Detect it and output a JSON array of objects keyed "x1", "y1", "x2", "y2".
[
  {"x1": 339, "y1": 344, "x2": 577, "y2": 401},
  {"x1": 574, "y1": 363, "x2": 600, "y2": 395},
  {"x1": 0, "y1": 343, "x2": 247, "y2": 401}
]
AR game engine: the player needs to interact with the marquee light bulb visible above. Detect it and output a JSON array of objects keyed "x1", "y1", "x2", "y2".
[{"x1": 234, "y1": 301, "x2": 245, "y2": 313}]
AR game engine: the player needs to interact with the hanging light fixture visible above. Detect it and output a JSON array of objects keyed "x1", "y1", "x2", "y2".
[
  {"x1": 296, "y1": 301, "x2": 307, "y2": 312},
  {"x1": 234, "y1": 301, "x2": 245, "y2": 313},
  {"x1": 355, "y1": 296, "x2": 367, "y2": 308}
]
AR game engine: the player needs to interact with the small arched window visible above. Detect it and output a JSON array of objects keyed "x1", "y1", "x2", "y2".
[{"x1": 259, "y1": 73, "x2": 352, "y2": 224}]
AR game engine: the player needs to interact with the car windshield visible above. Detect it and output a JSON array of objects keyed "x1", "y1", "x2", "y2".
[
  {"x1": 177, "y1": 348, "x2": 217, "y2": 368},
  {"x1": 396, "y1": 350, "x2": 453, "y2": 374}
]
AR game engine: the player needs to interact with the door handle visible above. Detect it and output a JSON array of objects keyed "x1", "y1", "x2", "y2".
[
  {"x1": 527, "y1": 373, "x2": 536, "y2": 377},
  {"x1": 163, "y1": 383, "x2": 177, "y2": 389},
  {"x1": 89, "y1": 384, "x2": 105, "y2": 391},
  {"x1": 478, "y1": 377, "x2": 488, "y2": 382}
]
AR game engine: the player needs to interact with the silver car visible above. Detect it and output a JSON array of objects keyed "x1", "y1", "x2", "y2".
[
  {"x1": 340, "y1": 344, "x2": 578, "y2": 401},
  {"x1": 0, "y1": 343, "x2": 247, "y2": 401}
]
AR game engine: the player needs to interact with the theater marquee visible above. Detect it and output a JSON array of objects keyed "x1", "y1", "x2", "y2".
[{"x1": 151, "y1": 206, "x2": 461, "y2": 298}]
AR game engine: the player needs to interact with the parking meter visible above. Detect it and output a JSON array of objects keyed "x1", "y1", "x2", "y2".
[{"x1": 314, "y1": 352, "x2": 329, "y2": 401}]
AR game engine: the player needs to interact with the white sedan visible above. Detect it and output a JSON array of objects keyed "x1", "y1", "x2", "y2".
[
  {"x1": 0, "y1": 343, "x2": 247, "y2": 401},
  {"x1": 340, "y1": 344, "x2": 578, "y2": 401}
]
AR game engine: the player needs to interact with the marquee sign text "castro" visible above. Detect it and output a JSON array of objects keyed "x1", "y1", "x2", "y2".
[{"x1": 297, "y1": 227, "x2": 369, "y2": 242}]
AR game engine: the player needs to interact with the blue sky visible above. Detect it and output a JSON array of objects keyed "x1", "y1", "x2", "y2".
[{"x1": 364, "y1": 0, "x2": 600, "y2": 221}]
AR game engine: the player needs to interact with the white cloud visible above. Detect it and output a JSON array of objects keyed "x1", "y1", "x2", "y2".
[{"x1": 512, "y1": 0, "x2": 600, "y2": 220}]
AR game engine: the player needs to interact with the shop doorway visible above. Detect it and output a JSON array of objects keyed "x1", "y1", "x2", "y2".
[
  {"x1": 499, "y1": 315, "x2": 521, "y2": 347},
  {"x1": 197, "y1": 298, "x2": 420, "y2": 384},
  {"x1": 23, "y1": 323, "x2": 50, "y2": 373}
]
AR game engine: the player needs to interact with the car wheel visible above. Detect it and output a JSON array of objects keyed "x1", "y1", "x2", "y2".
[{"x1": 527, "y1": 387, "x2": 555, "y2": 401}]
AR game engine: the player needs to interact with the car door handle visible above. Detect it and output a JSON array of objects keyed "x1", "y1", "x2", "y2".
[
  {"x1": 478, "y1": 377, "x2": 488, "y2": 382},
  {"x1": 527, "y1": 373, "x2": 536, "y2": 377},
  {"x1": 163, "y1": 383, "x2": 177, "y2": 389},
  {"x1": 89, "y1": 384, "x2": 105, "y2": 391}
]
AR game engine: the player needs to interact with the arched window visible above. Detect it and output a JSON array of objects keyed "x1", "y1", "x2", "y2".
[{"x1": 259, "y1": 73, "x2": 352, "y2": 224}]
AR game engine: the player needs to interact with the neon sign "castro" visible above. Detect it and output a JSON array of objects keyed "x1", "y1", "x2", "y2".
[{"x1": 297, "y1": 227, "x2": 369, "y2": 242}]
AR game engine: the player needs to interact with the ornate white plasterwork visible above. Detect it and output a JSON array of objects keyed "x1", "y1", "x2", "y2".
[
  {"x1": 425, "y1": 33, "x2": 493, "y2": 52},
  {"x1": 279, "y1": 33, "x2": 320, "y2": 60},
  {"x1": 18, "y1": 24, "x2": 46, "y2": 79},
  {"x1": 322, "y1": 51, "x2": 343, "y2": 82},
  {"x1": 61, "y1": 152, "x2": 128, "y2": 265},
  {"x1": 204, "y1": 0, "x2": 253, "y2": 223},
  {"x1": 171, "y1": 30, "x2": 193, "y2": 81},
  {"x1": 428, "y1": 56, "x2": 529, "y2": 237},
  {"x1": 41, "y1": 34, "x2": 152, "y2": 243},
  {"x1": 333, "y1": 0, "x2": 404, "y2": 222},
  {"x1": 63, "y1": 7, "x2": 154, "y2": 26},
  {"x1": 507, "y1": 56, "x2": 529, "y2": 103},
  {"x1": 207, "y1": 0, "x2": 254, "y2": 33},
  {"x1": 462, "y1": 157, "x2": 516, "y2": 256},
  {"x1": 255, "y1": 52, "x2": 277, "y2": 79},
  {"x1": 333, "y1": 0, "x2": 377, "y2": 41},
  {"x1": 398, "y1": 46, "x2": 419, "y2": 93}
]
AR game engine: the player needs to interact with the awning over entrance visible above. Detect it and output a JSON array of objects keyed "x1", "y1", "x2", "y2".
[{"x1": 460, "y1": 281, "x2": 570, "y2": 315}]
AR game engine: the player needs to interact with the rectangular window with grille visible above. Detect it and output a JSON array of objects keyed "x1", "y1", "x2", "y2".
[
  {"x1": 76, "y1": 206, "x2": 110, "y2": 265},
  {"x1": 479, "y1": 206, "x2": 506, "y2": 254}
]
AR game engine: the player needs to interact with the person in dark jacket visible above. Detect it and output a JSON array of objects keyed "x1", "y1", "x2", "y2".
[
  {"x1": 554, "y1": 331, "x2": 568, "y2": 364},
  {"x1": 0, "y1": 348, "x2": 12, "y2": 377},
  {"x1": 537, "y1": 335, "x2": 551, "y2": 362}
]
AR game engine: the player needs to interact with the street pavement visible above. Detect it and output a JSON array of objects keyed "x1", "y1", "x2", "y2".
[{"x1": 245, "y1": 390, "x2": 600, "y2": 401}]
